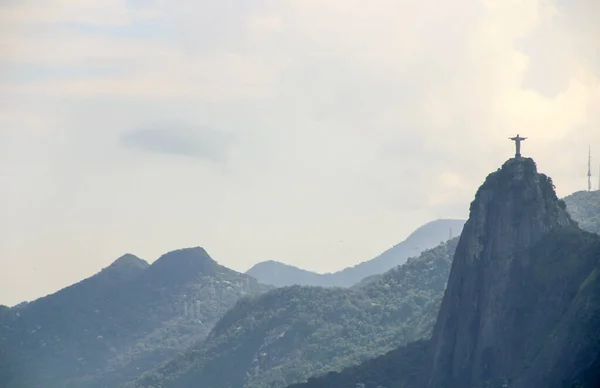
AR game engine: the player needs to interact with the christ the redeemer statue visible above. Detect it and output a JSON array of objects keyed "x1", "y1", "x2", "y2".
[{"x1": 509, "y1": 134, "x2": 527, "y2": 158}]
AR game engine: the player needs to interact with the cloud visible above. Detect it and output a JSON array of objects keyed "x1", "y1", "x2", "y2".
[
  {"x1": 120, "y1": 121, "x2": 233, "y2": 162},
  {"x1": 1, "y1": 0, "x2": 600, "y2": 304},
  {"x1": 0, "y1": 0, "x2": 161, "y2": 27}
]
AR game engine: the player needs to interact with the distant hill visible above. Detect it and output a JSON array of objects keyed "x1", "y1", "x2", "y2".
[
  {"x1": 0, "y1": 247, "x2": 269, "y2": 388},
  {"x1": 247, "y1": 219, "x2": 465, "y2": 288},
  {"x1": 563, "y1": 190, "x2": 600, "y2": 235},
  {"x1": 129, "y1": 238, "x2": 458, "y2": 388},
  {"x1": 245, "y1": 261, "x2": 326, "y2": 287}
]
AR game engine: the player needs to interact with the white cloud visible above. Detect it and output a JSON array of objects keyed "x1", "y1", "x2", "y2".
[
  {"x1": 0, "y1": 0, "x2": 599, "y2": 304},
  {"x1": 0, "y1": 0, "x2": 160, "y2": 27}
]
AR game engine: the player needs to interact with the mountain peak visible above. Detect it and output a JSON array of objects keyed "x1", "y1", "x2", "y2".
[
  {"x1": 467, "y1": 157, "x2": 573, "y2": 249},
  {"x1": 424, "y1": 158, "x2": 581, "y2": 387},
  {"x1": 109, "y1": 253, "x2": 149, "y2": 269},
  {"x1": 146, "y1": 246, "x2": 221, "y2": 284},
  {"x1": 96, "y1": 253, "x2": 149, "y2": 283}
]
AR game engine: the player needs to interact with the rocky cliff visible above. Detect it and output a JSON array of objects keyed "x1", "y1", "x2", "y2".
[{"x1": 424, "y1": 157, "x2": 600, "y2": 388}]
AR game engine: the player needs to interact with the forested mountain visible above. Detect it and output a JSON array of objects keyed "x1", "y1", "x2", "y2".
[
  {"x1": 247, "y1": 219, "x2": 465, "y2": 288},
  {"x1": 564, "y1": 190, "x2": 600, "y2": 235},
  {"x1": 289, "y1": 158, "x2": 600, "y2": 388},
  {"x1": 0, "y1": 247, "x2": 269, "y2": 388},
  {"x1": 128, "y1": 238, "x2": 459, "y2": 388}
]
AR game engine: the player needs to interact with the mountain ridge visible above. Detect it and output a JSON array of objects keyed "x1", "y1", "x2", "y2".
[
  {"x1": 0, "y1": 247, "x2": 269, "y2": 388},
  {"x1": 247, "y1": 218, "x2": 466, "y2": 288},
  {"x1": 128, "y1": 238, "x2": 460, "y2": 388}
]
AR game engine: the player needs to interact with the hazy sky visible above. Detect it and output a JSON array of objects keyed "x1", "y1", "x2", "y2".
[{"x1": 1, "y1": 0, "x2": 599, "y2": 305}]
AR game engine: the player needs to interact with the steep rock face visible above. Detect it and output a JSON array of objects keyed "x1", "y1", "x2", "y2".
[
  {"x1": 424, "y1": 158, "x2": 591, "y2": 388},
  {"x1": 512, "y1": 254, "x2": 600, "y2": 388}
]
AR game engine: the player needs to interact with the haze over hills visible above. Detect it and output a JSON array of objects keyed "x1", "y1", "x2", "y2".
[
  {"x1": 0, "y1": 247, "x2": 269, "y2": 388},
  {"x1": 288, "y1": 158, "x2": 600, "y2": 388},
  {"x1": 129, "y1": 162, "x2": 600, "y2": 388},
  {"x1": 563, "y1": 190, "x2": 600, "y2": 235},
  {"x1": 246, "y1": 219, "x2": 466, "y2": 288},
  {"x1": 1, "y1": 163, "x2": 599, "y2": 388}
]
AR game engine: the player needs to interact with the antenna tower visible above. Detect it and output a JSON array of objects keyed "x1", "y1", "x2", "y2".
[{"x1": 588, "y1": 146, "x2": 592, "y2": 192}]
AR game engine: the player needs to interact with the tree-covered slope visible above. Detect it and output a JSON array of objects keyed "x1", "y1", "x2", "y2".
[
  {"x1": 0, "y1": 248, "x2": 269, "y2": 388},
  {"x1": 247, "y1": 219, "x2": 465, "y2": 288},
  {"x1": 286, "y1": 340, "x2": 429, "y2": 388},
  {"x1": 129, "y1": 239, "x2": 458, "y2": 388},
  {"x1": 563, "y1": 190, "x2": 600, "y2": 235}
]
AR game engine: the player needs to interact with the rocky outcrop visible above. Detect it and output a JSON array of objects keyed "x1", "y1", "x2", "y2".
[{"x1": 424, "y1": 158, "x2": 599, "y2": 388}]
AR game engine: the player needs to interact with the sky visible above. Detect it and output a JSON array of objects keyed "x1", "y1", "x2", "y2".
[{"x1": 1, "y1": 0, "x2": 599, "y2": 306}]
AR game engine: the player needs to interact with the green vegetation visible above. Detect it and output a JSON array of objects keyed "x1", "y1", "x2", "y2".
[
  {"x1": 563, "y1": 190, "x2": 600, "y2": 235},
  {"x1": 130, "y1": 239, "x2": 458, "y2": 388},
  {"x1": 287, "y1": 340, "x2": 428, "y2": 388}
]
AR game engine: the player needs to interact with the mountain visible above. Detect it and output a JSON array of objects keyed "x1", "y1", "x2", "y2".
[
  {"x1": 128, "y1": 170, "x2": 600, "y2": 388},
  {"x1": 245, "y1": 261, "x2": 326, "y2": 287},
  {"x1": 563, "y1": 190, "x2": 600, "y2": 235},
  {"x1": 128, "y1": 238, "x2": 459, "y2": 388},
  {"x1": 247, "y1": 219, "x2": 466, "y2": 288},
  {"x1": 423, "y1": 158, "x2": 600, "y2": 388},
  {"x1": 286, "y1": 158, "x2": 600, "y2": 388},
  {"x1": 0, "y1": 247, "x2": 269, "y2": 388},
  {"x1": 97, "y1": 253, "x2": 150, "y2": 282}
]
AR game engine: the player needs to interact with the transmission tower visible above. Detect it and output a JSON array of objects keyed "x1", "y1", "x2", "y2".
[{"x1": 588, "y1": 146, "x2": 592, "y2": 192}]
